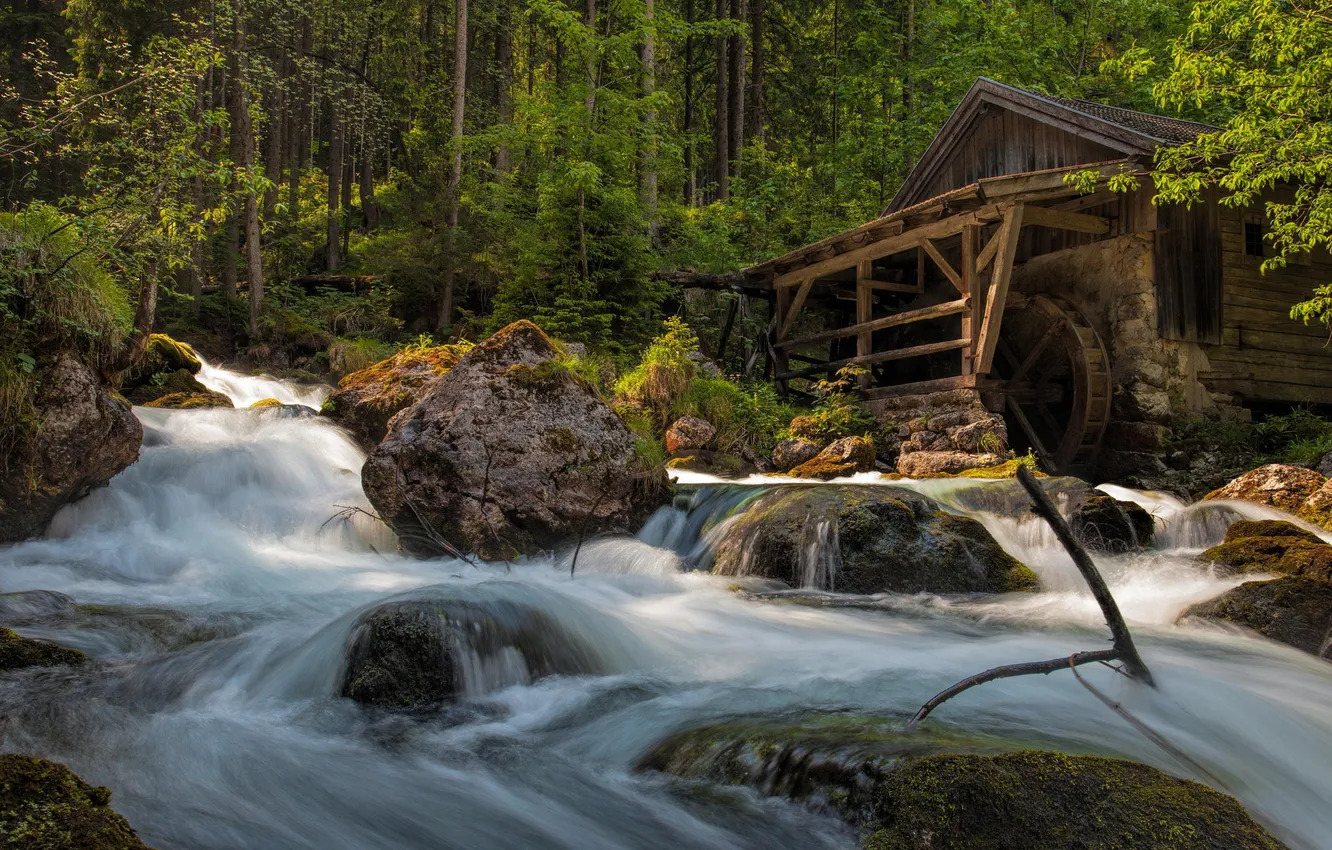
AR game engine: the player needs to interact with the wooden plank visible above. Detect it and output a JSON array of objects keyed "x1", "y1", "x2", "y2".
[
  {"x1": 863, "y1": 280, "x2": 921, "y2": 293},
  {"x1": 975, "y1": 222, "x2": 1005, "y2": 273},
  {"x1": 773, "y1": 204, "x2": 1000, "y2": 287},
  {"x1": 1052, "y1": 191, "x2": 1119, "y2": 213},
  {"x1": 922, "y1": 238, "x2": 963, "y2": 293},
  {"x1": 975, "y1": 203, "x2": 1026, "y2": 374},
  {"x1": 1022, "y1": 204, "x2": 1110, "y2": 235},
  {"x1": 776, "y1": 298, "x2": 971, "y2": 351},
  {"x1": 778, "y1": 278, "x2": 814, "y2": 338},
  {"x1": 777, "y1": 337, "x2": 969, "y2": 380},
  {"x1": 774, "y1": 287, "x2": 791, "y2": 382}
]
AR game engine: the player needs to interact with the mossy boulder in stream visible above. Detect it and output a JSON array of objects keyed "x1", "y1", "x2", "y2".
[
  {"x1": 362, "y1": 321, "x2": 667, "y2": 559},
  {"x1": 639, "y1": 720, "x2": 1285, "y2": 850},
  {"x1": 0, "y1": 627, "x2": 87, "y2": 671},
  {"x1": 142, "y1": 390, "x2": 233, "y2": 410},
  {"x1": 864, "y1": 752, "x2": 1285, "y2": 850},
  {"x1": 340, "y1": 590, "x2": 618, "y2": 709},
  {"x1": 322, "y1": 341, "x2": 474, "y2": 447},
  {"x1": 1069, "y1": 492, "x2": 1155, "y2": 553},
  {"x1": 1200, "y1": 520, "x2": 1332, "y2": 581},
  {"x1": 708, "y1": 485, "x2": 1038, "y2": 594},
  {"x1": 1182, "y1": 578, "x2": 1332, "y2": 659},
  {"x1": 0, "y1": 754, "x2": 154, "y2": 849}
]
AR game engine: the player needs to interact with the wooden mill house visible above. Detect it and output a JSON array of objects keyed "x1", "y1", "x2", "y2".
[{"x1": 734, "y1": 78, "x2": 1332, "y2": 475}]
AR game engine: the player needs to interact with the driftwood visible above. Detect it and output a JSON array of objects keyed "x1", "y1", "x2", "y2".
[{"x1": 909, "y1": 465, "x2": 1154, "y2": 726}]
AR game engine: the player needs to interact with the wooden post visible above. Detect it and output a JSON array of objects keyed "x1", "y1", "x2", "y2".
[
  {"x1": 856, "y1": 260, "x2": 873, "y2": 388},
  {"x1": 915, "y1": 244, "x2": 925, "y2": 292},
  {"x1": 774, "y1": 285, "x2": 791, "y2": 390},
  {"x1": 975, "y1": 203, "x2": 1025, "y2": 375},
  {"x1": 960, "y1": 223, "x2": 978, "y2": 375}
]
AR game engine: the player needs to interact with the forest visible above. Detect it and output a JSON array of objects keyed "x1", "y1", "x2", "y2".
[{"x1": 4, "y1": 2, "x2": 1332, "y2": 849}]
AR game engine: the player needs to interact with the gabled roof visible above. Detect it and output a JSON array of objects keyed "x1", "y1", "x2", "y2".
[{"x1": 887, "y1": 78, "x2": 1217, "y2": 213}]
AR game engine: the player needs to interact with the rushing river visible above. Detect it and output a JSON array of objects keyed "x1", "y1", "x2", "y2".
[{"x1": 1, "y1": 363, "x2": 1331, "y2": 849}]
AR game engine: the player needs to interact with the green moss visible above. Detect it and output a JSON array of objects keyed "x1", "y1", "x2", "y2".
[
  {"x1": 1201, "y1": 532, "x2": 1332, "y2": 582},
  {"x1": 0, "y1": 754, "x2": 151, "y2": 849},
  {"x1": 865, "y1": 751, "x2": 1284, "y2": 850},
  {"x1": 249, "y1": 398, "x2": 284, "y2": 409},
  {"x1": 0, "y1": 627, "x2": 86, "y2": 672},
  {"x1": 956, "y1": 453, "x2": 1046, "y2": 479},
  {"x1": 144, "y1": 334, "x2": 200, "y2": 374},
  {"x1": 1225, "y1": 520, "x2": 1321, "y2": 543},
  {"x1": 142, "y1": 390, "x2": 233, "y2": 410}
]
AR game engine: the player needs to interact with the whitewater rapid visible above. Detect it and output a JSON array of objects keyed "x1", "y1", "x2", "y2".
[{"x1": 0, "y1": 362, "x2": 1330, "y2": 849}]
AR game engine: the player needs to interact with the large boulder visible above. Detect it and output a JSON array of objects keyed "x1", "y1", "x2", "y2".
[
  {"x1": 1069, "y1": 492, "x2": 1155, "y2": 553},
  {"x1": 1200, "y1": 520, "x2": 1332, "y2": 581},
  {"x1": 664, "y1": 415, "x2": 716, "y2": 454},
  {"x1": 772, "y1": 438, "x2": 821, "y2": 471},
  {"x1": 0, "y1": 754, "x2": 154, "y2": 849},
  {"x1": 788, "y1": 435, "x2": 875, "y2": 480},
  {"x1": 1182, "y1": 577, "x2": 1332, "y2": 659},
  {"x1": 0, "y1": 627, "x2": 87, "y2": 671},
  {"x1": 123, "y1": 368, "x2": 211, "y2": 406},
  {"x1": 362, "y1": 321, "x2": 665, "y2": 559},
  {"x1": 322, "y1": 341, "x2": 472, "y2": 447},
  {"x1": 1205, "y1": 464, "x2": 1326, "y2": 513},
  {"x1": 897, "y1": 449, "x2": 1003, "y2": 477},
  {"x1": 708, "y1": 485, "x2": 1038, "y2": 594},
  {"x1": 340, "y1": 591, "x2": 617, "y2": 709},
  {"x1": 120, "y1": 333, "x2": 207, "y2": 405},
  {"x1": 638, "y1": 720, "x2": 1284, "y2": 850},
  {"x1": 0, "y1": 355, "x2": 142, "y2": 543}
]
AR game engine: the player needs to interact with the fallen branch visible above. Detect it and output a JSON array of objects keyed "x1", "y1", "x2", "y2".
[
  {"x1": 569, "y1": 488, "x2": 611, "y2": 578},
  {"x1": 909, "y1": 465, "x2": 1154, "y2": 726}
]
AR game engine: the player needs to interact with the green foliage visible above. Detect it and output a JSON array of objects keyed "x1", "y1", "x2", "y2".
[
  {"x1": 1112, "y1": 0, "x2": 1332, "y2": 325},
  {"x1": 787, "y1": 366, "x2": 877, "y2": 444}
]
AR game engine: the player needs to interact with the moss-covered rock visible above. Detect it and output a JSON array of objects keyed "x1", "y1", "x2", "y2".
[
  {"x1": 122, "y1": 369, "x2": 211, "y2": 406},
  {"x1": 1205, "y1": 464, "x2": 1327, "y2": 513},
  {"x1": 1069, "y1": 492, "x2": 1155, "y2": 553},
  {"x1": 665, "y1": 451, "x2": 756, "y2": 479},
  {"x1": 322, "y1": 341, "x2": 473, "y2": 447},
  {"x1": 1200, "y1": 521, "x2": 1332, "y2": 581},
  {"x1": 249, "y1": 397, "x2": 284, "y2": 409},
  {"x1": 1182, "y1": 577, "x2": 1332, "y2": 658},
  {"x1": 0, "y1": 627, "x2": 87, "y2": 672},
  {"x1": 639, "y1": 721, "x2": 1284, "y2": 850},
  {"x1": 141, "y1": 390, "x2": 233, "y2": 410},
  {"x1": 865, "y1": 752, "x2": 1285, "y2": 850},
  {"x1": 0, "y1": 754, "x2": 153, "y2": 849},
  {"x1": 772, "y1": 438, "x2": 821, "y2": 472},
  {"x1": 341, "y1": 592, "x2": 615, "y2": 709},
  {"x1": 789, "y1": 436, "x2": 875, "y2": 480},
  {"x1": 709, "y1": 485, "x2": 1038, "y2": 594}
]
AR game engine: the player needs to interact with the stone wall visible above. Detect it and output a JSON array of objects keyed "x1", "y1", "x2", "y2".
[{"x1": 864, "y1": 389, "x2": 1008, "y2": 475}]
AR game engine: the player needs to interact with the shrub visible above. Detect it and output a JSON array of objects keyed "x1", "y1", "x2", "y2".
[{"x1": 786, "y1": 366, "x2": 877, "y2": 444}]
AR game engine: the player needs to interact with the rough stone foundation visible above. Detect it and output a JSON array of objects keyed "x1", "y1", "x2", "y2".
[{"x1": 864, "y1": 389, "x2": 1008, "y2": 474}]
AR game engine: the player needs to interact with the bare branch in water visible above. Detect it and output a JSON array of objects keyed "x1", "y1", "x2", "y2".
[
  {"x1": 1016, "y1": 465, "x2": 1154, "y2": 686},
  {"x1": 909, "y1": 465, "x2": 1155, "y2": 726},
  {"x1": 570, "y1": 488, "x2": 610, "y2": 578},
  {"x1": 909, "y1": 650, "x2": 1118, "y2": 727}
]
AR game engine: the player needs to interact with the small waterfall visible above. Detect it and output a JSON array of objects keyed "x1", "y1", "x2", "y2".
[{"x1": 196, "y1": 357, "x2": 329, "y2": 408}]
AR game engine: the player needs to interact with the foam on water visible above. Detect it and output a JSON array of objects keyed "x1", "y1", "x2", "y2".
[{"x1": 0, "y1": 367, "x2": 1329, "y2": 849}]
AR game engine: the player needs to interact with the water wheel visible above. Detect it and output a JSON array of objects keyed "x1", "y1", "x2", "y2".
[{"x1": 994, "y1": 294, "x2": 1111, "y2": 475}]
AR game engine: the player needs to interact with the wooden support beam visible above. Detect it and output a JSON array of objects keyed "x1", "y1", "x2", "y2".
[
  {"x1": 856, "y1": 262, "x2": 873, "y2": 389},
  {"x1": 863, "y1": 280, "x2": 920, "y2": 293},
  {"x1": 975, "y1": 203, "x2": 1025, "y2": 374},
  {"x1": 921, "y1": 239, "x2": 962, "y2": 293},
  {"x1": 773, "y1": 204, "x2": 999, "y2": 287},
  {"x1": 861, "y1": 373, "x2": 997, "y2": 400},
  {"x1": 960, "y1": 223, "x2": 979, "y2": 375},
  {"x1": 1052, "y1": 190, "x2": 1119, "y2": 213},
  {"x1": 1022, "y1": 204, "x2": 1110, "y2": 235},
  {"x1": 778, "y1": 278, "x2": 814, "y2": 338},
  {"x1": 775, "y1": 298, "x2": 970, "y2": 351},
  {"x1": 778, "y1": 337, "x2": 969, "y2": 380},
  {"x1": 916, "y1": 245, "x2": 926, "y2": 293},
  {"x1": 975, "y1": 222, "x2": 1004, "y2": 273},
  {"x1": 773, "y1": 288, "x2": 791, "y2": 385}
]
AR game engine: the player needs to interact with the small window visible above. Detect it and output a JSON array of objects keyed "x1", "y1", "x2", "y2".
[{"x1": 1244, "y1": 216, "x2": 1265, "y2": 259}]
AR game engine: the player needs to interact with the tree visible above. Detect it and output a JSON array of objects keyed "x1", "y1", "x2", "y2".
[
  {"x1": 1123, "y1": 0, "x2": 1332, "y2": 326},
  {"x1": 439, "y1": 0, "x2": 469, "y2": 332}
]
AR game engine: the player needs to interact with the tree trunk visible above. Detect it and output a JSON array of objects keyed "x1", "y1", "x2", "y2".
[
  {"x1": 727, "y1": 0, "x2": 745, "y2": 178},
  {"x1": 439, "y1": 0, "x2": 468, "y2": 332},
  {"x1": 327, "y1": 101, "x2": 343, "y2": 272},
  {"x1": 640, "y1": 0, "x2": 658, "y2": 238},
  {"x1": 748, "y1": 0, "x2": 763, "y2": 142},
  {"x1": 227, "y1": 0, "x2": 263, "y2": 336},
  {"x1": 120, "y1": 259, "x2": 159, "y2": 373},
  {"x1": 494, "y1": 0, "x2": 513, "y2": 177},
  {"x1": 713, "y1": 0, "x2": 728, "y2": 200},
  {"x1": 341, "y1": 154, "x2": 353, "y2": 259},
  {"x1": 683, "y1": 0, "x2": 696, "y2": 205},
  {"x1": 360, "y1": 145, "x2": 379, "y2": 229},
  {"x1": 223, "y1": 201, "x2": 239, "y2": 296},
  {"x1": 583, "y1": 0, "x2": 597, "y2": 117},
  {"x1": 263, "y1": 47, "x2": 286, "y2": 219}
]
